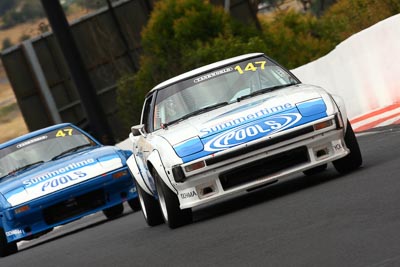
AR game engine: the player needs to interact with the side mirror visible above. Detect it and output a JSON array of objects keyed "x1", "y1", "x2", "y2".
[{"x1": 131, "y1": 125, "x2": 144, "y2": 136}]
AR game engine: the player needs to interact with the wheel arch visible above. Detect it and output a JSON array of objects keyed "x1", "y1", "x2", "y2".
[
  {"x1": 126, "y1": 155, "x2": 153, "y2": 196},
  {"x1": 147, "y1": 150, "x2": 178, "y2": 194},
  {"x1": 329, "y1": 93, "x2": 349, "y2": 131}
]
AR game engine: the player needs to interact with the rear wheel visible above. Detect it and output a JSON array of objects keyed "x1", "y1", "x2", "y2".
[
  {"x1": 0, "y1": 228, "x2": 17, "y2": 257},
  {"x1": 103, "y1": 203, "x2": 124, "y2": 219},
  {"x1": 333, "y1": 120, "x2": 362, "y2": 174},
  {"x1": 137, "y1": 183, "x2": 164, "y2": 226},
  {"x1": 303, "y1": 164, "x2": 328, "y2": 176},
  {"x1": 128, "y1": 198, "x2": 141, "y2": 212},
  {"x1": 154, "y1": 172, "x2": 192, "y2": 229}
]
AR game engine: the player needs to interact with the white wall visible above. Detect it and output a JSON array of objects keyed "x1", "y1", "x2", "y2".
[{"x1": 292, "y1": 14, "x2": 400, "y2": 119}]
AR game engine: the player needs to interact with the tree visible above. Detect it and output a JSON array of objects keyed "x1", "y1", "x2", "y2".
[
  {"x1": 2, "y1": 38, "x2": 13, "y2": 51},
  {"x1": 117, "y1": 0, "x2": 262, "y2": 128},
  {"x1": 134, "y1": 0, "x2": 261, "y2": 90},
  {"x1": 116, "y1": 74, "x2": 147, "y2": 130},
  {"x1": 0, "y1": 0, "x2": 15, "y2": 16},
  {"x1": 1, "y1": 1, "x2": 45, "y2": 28},
  {"x1": 116, "y1": 0, "x2": 400, "y2": 130},
  {"x1": 319, "y1": 0, "x2": 400, "y2": 44},
  {"x1": 259, "y1": 9, "x2": 334, "y2": 69},
  {"x1": 310, "y1": 0, "x2": 338, "y2": 16},
  {"x1": 19, "y1": 1, "x2": 44, "y2": 21}
]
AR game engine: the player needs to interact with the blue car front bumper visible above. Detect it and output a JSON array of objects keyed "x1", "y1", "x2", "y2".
[{"x1": 0, "y1": 167, "x2": 137, "y2": 243}]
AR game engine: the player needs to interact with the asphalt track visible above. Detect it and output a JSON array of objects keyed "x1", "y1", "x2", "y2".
[{"x1": 2, "y1": 125, "x2": 400, "y2": 267}]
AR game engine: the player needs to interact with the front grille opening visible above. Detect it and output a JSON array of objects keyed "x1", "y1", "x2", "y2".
[
  {"x1": 316, "y1": 148, "x2": 329, "y2": 158},
  {"x1": 202, "y1": 187, "x2": 214, "y2": 195},
  {"x1": 219, "y1": 146, "x2": 309, "y2": 190},
  {"x1": 43, "y1": 189, "x2": 106, "y2": 225}
]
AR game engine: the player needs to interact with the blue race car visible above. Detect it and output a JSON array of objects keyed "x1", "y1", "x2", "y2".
[{"x1": 0, "y1": 123, "x2": 139, "y2": 256}]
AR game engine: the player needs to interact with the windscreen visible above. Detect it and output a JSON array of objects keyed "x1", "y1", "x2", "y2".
[
  {"x1": 0, "y1": 126, "x2": 96, "y2": 179},
  {"x1": 153, "y1": 56, "x2": 297, "y2": 130}
]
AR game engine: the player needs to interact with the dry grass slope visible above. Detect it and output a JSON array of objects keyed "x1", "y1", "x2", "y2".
[{"x1": 0, "y1": 82, "x2": 28, "y2": 143}]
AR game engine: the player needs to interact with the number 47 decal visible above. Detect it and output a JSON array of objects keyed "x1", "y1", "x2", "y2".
[{"x1": 56, "y1": 128, "x2": 73, "y2": 137}]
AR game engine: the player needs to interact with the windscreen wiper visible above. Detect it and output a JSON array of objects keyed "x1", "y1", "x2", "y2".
[
  {"x1": 51, "y1": 144, "x2": 93, "y2": 161},
  {"x1": 163, "y1": 102, "x2": 229, "y2": 128},
  {"x1": 236, "y1": 84, "x2": 296, "y2": 102},
  {"x1": 7, "y1": 161, "x2": 45, "y2": 176}
]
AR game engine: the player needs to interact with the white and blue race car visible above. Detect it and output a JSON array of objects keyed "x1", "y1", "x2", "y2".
[
  {"x1": 127, "y1": 53, "x2": 362, "y2": 229},
  {"x1": 0, "y1": 123, "x2": 139, "y2": 256}
]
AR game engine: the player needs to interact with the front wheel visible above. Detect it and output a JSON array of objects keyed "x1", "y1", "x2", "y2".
[
  {"x1": 0, "y1": 228, "x2": 17, "y2": 257},
  {"x1": 103, "y1": 203, "x2": 124, "y2": 219},
  {"x1": 333, "y1": 120, "x2": 362, "y2": 174},
  {"x1": 136, "y1": 183, "x2": 164, "y2": 226},
  {"x1": 154, "y1": 172, "x2": 192, "y2": 229}
]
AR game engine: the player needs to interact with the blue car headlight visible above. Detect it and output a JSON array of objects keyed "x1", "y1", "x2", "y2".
[{"x1": 0, "y1": 192, "x2": 10, "y2": 209}]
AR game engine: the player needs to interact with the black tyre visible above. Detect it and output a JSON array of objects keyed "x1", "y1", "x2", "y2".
[
  {"x1": 303, "y1": 164, "x2": 328, "y2": 176},
  {"x1": 137, "y1": 183, "x2": 164, "y2": 226},
  {"x1": 0, "y1": 228, "x2": 17, "y2": 257},
  {"x1": 154, "y1": 172, "x2": 192, "y2": 229},
  {"x1": 128, "y1": 198, "x2": 141, "y2": 212},
  {"x1": 333, "y1": 120, "x2": 362, "y2": 174},
  {"x1": 103, "y1": 203, "x2": 124, "y2": 219}
]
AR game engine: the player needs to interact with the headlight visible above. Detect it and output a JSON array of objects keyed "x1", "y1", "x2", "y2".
[
  {"x1": 296, "y1": 98, "x2": 327, "y2": 117},
  {"x1": 174, "y1": 137, "x2": 204, "y2": 158},
  {"x1": 172, "y1": 165, "x2": 186, "y2": 183},
  {"x1": 0, "y1": 192, "x2": 10, "y2": 209}
]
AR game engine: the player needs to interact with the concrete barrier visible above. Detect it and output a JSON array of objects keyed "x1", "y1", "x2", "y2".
[{"x1": 292, "y1": 14, "x2": 400, "y2": 131}]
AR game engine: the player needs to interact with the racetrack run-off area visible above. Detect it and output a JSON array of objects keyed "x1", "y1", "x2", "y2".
[{"x1": 351, "y1": 103, "x2": 400, "y2": 132}]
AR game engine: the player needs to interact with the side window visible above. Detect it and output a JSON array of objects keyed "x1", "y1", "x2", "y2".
[{"x1": 142, "y1": 94, "x2": 154, "y2": 133}]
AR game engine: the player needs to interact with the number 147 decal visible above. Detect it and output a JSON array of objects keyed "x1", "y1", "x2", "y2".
[{"x1": 234, "y1": 61, "x2": 267, "y2": 74}]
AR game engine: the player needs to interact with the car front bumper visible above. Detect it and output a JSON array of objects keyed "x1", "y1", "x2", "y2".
[
  {"x1": 1, "y1": 167, "x2": 137, "y2": 243},
  {"x1": 173, "y1": 116, "x2": 348, "y2": 209}
]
